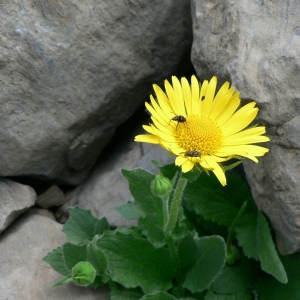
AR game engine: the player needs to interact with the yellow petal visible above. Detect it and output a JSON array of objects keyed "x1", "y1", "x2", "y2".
[
  {"x1": 181, "y1": 159, "x2": 195, "y2": 172},
  {"x1": 153, "y1": 84, "x2": 173, "y2": 115},
  {"x1": 203, "y1": 156, "x2": 227, "y2": 186},
  {"x1": 210, "y1": 86, "x2": 235, "y2": 120},
  {"x1": 222, "y1": 108, "x2": 259, "y2": 137},
  {"x1": 172, "y1": 76, "x2": 186, "y2": 115},
  {"x1": 175, "y1": 155, "x2": 187, "y2": 166},
  {"x1": 202, "y1": 76, "x2": 217, "y2": 117},
  {"x1": 134, "y1": 134, "x2": 159, "y2": 144},
  {"x1": 222, "y1": 102, "x2": 257, "y2": 129},
  {"x1": 165, "y1": 79, "x2": 181, "y2": 114},
  {"x1": 191, "y1": 75, "x2": 201, "y2": 114},
  {"x1": 181, "y1": 77, "x2": 192, "y2": 115},
  {"x1": 223, "y1": 135, "x2": 270, "y2": 146},
  {"x1": 216, "y1": 92, "x2": 241, "y2": 126}
]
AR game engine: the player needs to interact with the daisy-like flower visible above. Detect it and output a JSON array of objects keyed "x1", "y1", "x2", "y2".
[{"x1": 135, "y1": 75, "x2": 270, "y2": 186}]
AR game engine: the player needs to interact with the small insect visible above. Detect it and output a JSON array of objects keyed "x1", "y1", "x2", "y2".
[
  {"x1": 184, "y1": 150, "x2": 201, "y2": 158},
  {"x1": 167, "y1": 115, "x2": 186, "y2": 129}
]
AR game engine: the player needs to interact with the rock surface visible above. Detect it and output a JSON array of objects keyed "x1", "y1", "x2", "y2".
[
  {"x1": 65, "y1": 124, "x2": 174, "y2": 227},
  {"x1": 191, "y1": 0, "x2": 300, "y2": 253},
  {"x1": 0, "y1": 208, "x2": 109, "y2": 299},
  {"x1": 36, "y1": 185, "x2": 67, "y2": 209},
  {"x1": 0, "y1": 178, "x2": 36, "y2": 233},
  {"x1": 0, "y1": 0, "x2": 192, "y2": 185}
]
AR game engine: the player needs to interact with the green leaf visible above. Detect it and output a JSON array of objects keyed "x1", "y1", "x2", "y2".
[
  {"x1": 257, "y1": 253, "x2": 300, "y2": 299},
  {"x1": 151, "y1": 160, "x2": 161, "y2": 168},
  {"x1": 115, "y1": 201, "x2": 144, "y2": 220},
  {"x1": 181, "y1": 165, "x2": 202, "y2": 182},
  {"x1": 121, "y1": 169, "x2": 165, "y2": 247},
  {"x1": 257, "y1": 211, "x2": 287, "y2": 283},
  {"x1": 140, "y1": 291, "x2": 177, "y2": 300},
  {"x1": 140, "y1": 291, "x2": 195, "y2": 300},
  {"x1": 43, "y1": 243, "x2": 89, "y2": 286},
  {"x1": 48, "y1": 275, "x2": 73, "y2": 287},
  {"x1": 178, "y1": 234, "x2": 226, "y2": 293},
  {"x1": 87, "y1": 237, "x2": 109, "y2": 283},
  {"x1": 235, "y1": 213, "x2": 259, "y2": 260},
  {"x1": 212, "y1": 258, "x2": 259, "y2": 293},
  {"x1": 110, "y1": 287, "x2": 144, "y2": 300},
  {"x1": 184, "y1": 173, "x2": 251, "y2": 228},
  {"x1": 205, "y1": 288, "x2": 253, "y2": 300},
  {"x1": 159, "y1": 163, "x2": 181, "y2": 180},
  {"x1": 62, "y1": 207, "x2": 109, "y2": 244},
  {"x1": 43, "y1": 246, "x2": 70, "y2": 276},
  {"x1": 96, "y1": 231, "x2": 175, "y2": 294}
]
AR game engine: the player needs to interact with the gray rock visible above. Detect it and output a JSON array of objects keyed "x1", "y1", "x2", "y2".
[
  {"x1": 0, "y1": 178, "x2": 36, "y2": 233},
  {"x1": 0, "y1": 0, "x2": 192, "y2": 185},
  {"x1": 65, "y1": 125, "x2": 174, "y2": 227},
  {"x1": 36, "y1": 185, "x2": 67, "y2": 209},
  {"x1": 191, "y1": 0, "x2": 300, "y2": 253},
  {"x1": 0, "y1": 208, "x2": 109, "y2": 299}
]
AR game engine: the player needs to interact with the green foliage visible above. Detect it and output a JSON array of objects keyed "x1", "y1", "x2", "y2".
[{"x1": 43, "y1": 164, "x2": 300, "y2": 299}]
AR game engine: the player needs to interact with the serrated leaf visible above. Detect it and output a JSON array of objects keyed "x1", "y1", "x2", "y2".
[
  {"x1": 178, "y1": 234, "x2": 226, "y2": 293},
  {"x1": 110, "y1": 287, "x2": 143, "y2": 300},
  {"x1": 97, "y1": 231, "x2": 175, "y2": 294},
  {"x1": 235, "y1": 213, "x2": 259, "y2": 260},
  {"x1": 115, "y1": 201, "x2": 144, "y2": 220},
  {"x1": 62, "y1": 207, "x2": 109, "y2": 244},
  {"x1": 43, "y1": 243, "x2": 88, "y2": 286},
  {"x1": 140, "y1": 291, "x2": 195, "y2": 300},
  {"x1": 205, "y1": 288, "x2": 252, "y2": 300},
  {"x1": 140, "y1": 291, "x2": 177, "y2": 300},
  {"x1": 87, "y1": 238, "x2": 109, "y2": 283},
  {"x1": 212, "y1": 258, "x2": 259, "y2": 293},
  {"x1": 43, "y1": 246, "x2": 70, "y2": 276},
  {"x1": 257, "y1": 253, "x2": 300, "y2": 299},
  {"x1": 121, "y1": 169, "x2": 165, "y2": 247},
  {"x1": 184, "y1": 173, "x2": 251, "y2": 228},
  {"x1": 257, "y1": 211, "x2": 287, "y2": 283},
  {"x1": 63, "y1": 243, "x2": 88, "y2": 271}
]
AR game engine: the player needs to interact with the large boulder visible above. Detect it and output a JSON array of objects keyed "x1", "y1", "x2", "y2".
[
  {"x1": 191, "y1": 0, "x2": 300, "y2": 253},
  {"x1": 0, "y1": 208, "x2": 109, "y2": 299},
  {"x1": 0, "y1": 0, "x2": 192, "y2": 185},
  {"x1": 0, "y1": 178, "x2": 36, "y2": 233}
]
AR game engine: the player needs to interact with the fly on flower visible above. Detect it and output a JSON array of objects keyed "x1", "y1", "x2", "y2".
[
  {"x1": 168, "y1": 115, "x2": 186, "y2": 129},
  {"x1": 183, "y1": 150, "x2": 202, "y2": 158},
  {"x1": 135, "y1": 75, "x2": 270, "y2": 186}
]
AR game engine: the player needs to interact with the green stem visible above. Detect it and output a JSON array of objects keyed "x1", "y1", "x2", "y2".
[
  {"x1": 226, "y1": 200, "x2": 248, "y2": 251},
  {"x1": 165, "y1": 235, "x2": 179, "y2": 273},
  {"x1": 162, "y1": 194, "x2": 170, "y2": 230},
  {"x1": 165, "y1": 175, "x2": 188, "y2": 237}
]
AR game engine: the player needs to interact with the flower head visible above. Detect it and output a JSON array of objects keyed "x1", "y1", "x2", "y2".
[{"x1": 135, "y1": 75, "x2": 270, "y2": 185}]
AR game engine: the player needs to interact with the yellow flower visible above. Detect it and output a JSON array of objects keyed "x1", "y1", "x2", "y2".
[{"x1": 135, "y1": 75, "x2": 270, "y2": 186}]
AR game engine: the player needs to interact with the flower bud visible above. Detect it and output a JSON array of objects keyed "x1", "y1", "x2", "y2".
[
  {"x1": 226, "y1": 245, "x2": 241, "y2": 265},
  {"x1": 151, "y1": 174, "x2": 172, "y2": 197},
  {"x1": 72, "y1": 261, "x2": 96, "y2": 286}
]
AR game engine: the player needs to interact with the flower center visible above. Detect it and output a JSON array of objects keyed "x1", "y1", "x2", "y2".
[{"x1": 176, "y1": 115, "x2": 223, "y2": 156}]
